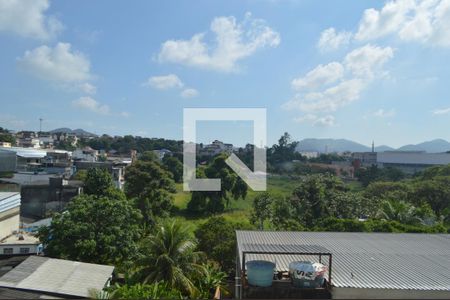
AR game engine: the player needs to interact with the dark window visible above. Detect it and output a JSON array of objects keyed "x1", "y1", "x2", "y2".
[
  {"x1": 20, "y1": 247, "x2": 30, "y2": 254},
  {"x1": 3, "y1": 248, "x2": 13, "y2": 254}
]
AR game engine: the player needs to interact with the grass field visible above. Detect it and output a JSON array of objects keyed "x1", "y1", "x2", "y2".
[{"x1": 172, "y1": 175, "x2": 300, "y2": 229}]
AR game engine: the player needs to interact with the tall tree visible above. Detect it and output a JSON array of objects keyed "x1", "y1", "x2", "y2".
[
  {"x1": 162, "y1": 156, "x2": 183, "y2": 183},
  {"x1": 125, "y1": 159, "x2": 176, "y2": 224},
  {"x1": 187, "y1": 154, "x2": 247, "y2": 214},
  {"x1": 38, "y1": 192, "x2": 142, "y2": 266},
  {"x1": 134, "y1": 220, "x2": 203, "y2": 296},
  {"x1": 84, "y1": 168, "x2": 115, "y2": 197}
]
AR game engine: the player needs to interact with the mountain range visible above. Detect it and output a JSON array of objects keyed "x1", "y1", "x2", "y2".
[
  {"x1": 296, "y1": 138, "x2": 450, "y2": 153},
  {"x1": 50, "y1": 128, "x2": 97, "y2": 137}
]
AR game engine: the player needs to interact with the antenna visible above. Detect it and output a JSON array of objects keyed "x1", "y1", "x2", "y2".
[{"x1": 39, "y1": 118, "x2": 43, "y2": 133}]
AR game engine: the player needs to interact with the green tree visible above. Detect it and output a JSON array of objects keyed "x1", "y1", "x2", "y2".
[
  {"x1": 84, "y1": 168, "x2": 115, "y2": 197},
  {"x1": 187, "y1": 154, "x2": 247, "y2": 214},
  {"x1": 134, "y1": 220, "x2": 203, "y2": 296},
  {"x1": 110, "y1": 282, "x2": 183, "y2": 300},
  {"x1": 38, "y1": 192, "x2": 142, "y2": 266},
  {"x1": 251, "y1": 192, "x2": 274, "y2": 229},
  {"x1": 195, "y1": 216, "x2": 253, "y2": 275},
  {"x1": 290, "y1": 173, "x2": 347, "y2": 226},
  {"x1": 125, "y1": 159, "x2": 176, "y2": 224},
  {"x1": 162, "y1": 156, "x2": 183, "y2": 183}
]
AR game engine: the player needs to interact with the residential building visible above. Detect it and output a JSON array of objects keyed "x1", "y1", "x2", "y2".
[
  {"x1": 236, "y1": 230, "x2": 450, "y2": 299},
  {"x1": 153, "y1": 148, "x2": 172, "y2": 160},
  {"x1": 198, "y1": 140, "x2": 234, "y2": 157},
  {"x1": 20, "y1": 177, "x2": 83, "y2": 219},
  {"x1": 0, "y1": 193, "x2": 20, "y2": 240},
  {"x1": 0, "y1": 192, "x2": 41, "y2": 256},
  {"x1": 0, "y1": 256, "x2": 114, "y2": 298},
  {"x1": 74, "y1": 160, "x2": 129, "y2": 190},
  {"x1": 0, "y1": 142, "x2": 11, "y2": 148},
  {"x1": 73, "y1": 146, "x2": 98, "y2": 162}
]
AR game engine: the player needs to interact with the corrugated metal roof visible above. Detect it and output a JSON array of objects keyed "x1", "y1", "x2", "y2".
[
  {"x1": 0, "y1": 256, "x2": 114, "y2": 298},
  {"x1": 0, "y1": 192, "x2": 20, "y2": 214},
  {"x1": 236, "y1": 231, "x2": 450, "y2": 291},
  {"x1": 377, "y1": 151, "x2": 450, "y2": 165}
]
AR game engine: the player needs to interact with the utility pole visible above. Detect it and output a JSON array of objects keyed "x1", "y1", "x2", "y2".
[{"x1": 39, "y1": 118, "x2": 43, "y2": 133}]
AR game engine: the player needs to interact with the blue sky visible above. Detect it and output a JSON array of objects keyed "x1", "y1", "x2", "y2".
[{"x1": 1, "y1": 0, "x2": 450, "y2": 148}]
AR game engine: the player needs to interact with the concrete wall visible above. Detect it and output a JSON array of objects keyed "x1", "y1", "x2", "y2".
[
  {"x1": 0, "y1": 151, "x2": 16, "y2": 173},
  {"x1": 0, "y1": 209, "x2": 19, "y2": 240},
  {"x1": 333, "y1": 287, "x2": 450, "y2": 299},
  {"x1": 21, "y1": 185, "x2": 81, "y2": 219}
]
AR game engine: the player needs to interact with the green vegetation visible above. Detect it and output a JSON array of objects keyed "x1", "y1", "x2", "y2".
[{"x1": 37, "y1": 132, "x2": 450, "y2": 298}]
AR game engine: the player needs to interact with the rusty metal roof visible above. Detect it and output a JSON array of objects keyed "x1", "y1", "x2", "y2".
[{"x1": 236, "y1": 231, "x2": 450, "y2": 291}]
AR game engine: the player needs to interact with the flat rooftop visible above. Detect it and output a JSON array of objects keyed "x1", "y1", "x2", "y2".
[
  {"x1": 236, "y1": 231, "x2": 450, "y2": 291},
  {"x1": 0, "y1": 256, "x2": 114, "y2": 298}
]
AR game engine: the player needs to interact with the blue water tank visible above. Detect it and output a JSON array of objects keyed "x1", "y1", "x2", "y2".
[{"x1": 246, "y1": 260, "x2": 275, "y2": 287}]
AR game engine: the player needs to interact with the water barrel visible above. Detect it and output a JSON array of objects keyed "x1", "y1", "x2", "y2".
[
  {"x1": 289, "y1": 261, "x2": 326, "y2": 288},
  {"x1": 246, "y1": 260, "x2": 275, "y2": 287}
]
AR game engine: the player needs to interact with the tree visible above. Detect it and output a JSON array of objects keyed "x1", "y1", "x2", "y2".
[
  {"x1": 378, "y1": 199, "x2": 422, "y2": 225},
  {"x1": 134, "y1": 219, "x2": 203, "y2": 296},
  {"x1": 187, "y1": 154, "x2": 247, "y2": 215},
  {"x1": 162, "y1": 156, "x2": 183, "y2": 183},
  {"x1": 110, "y1": 282, "x2": 183, "y2": 300},
  {"x1": 195, "y1": 216, "x2": 253, "y2": 276},
  {"x1": 0, "y1": 127, "x2": 15, "y2": 145},
  {"x1": 290, "y1": 173, "x2": 347, "y2": 226},
  {"x1": 38, "y1": 192, "x2": 142, "y2": 266},
  {"x1": 84, "y1": 168, "x2": 115, "y2": 197},
  {"x1": 125, "y1": 159, "x2": 176, "y2": 224},
  {"x1": 251, "y1": 192, "x2": 274, "y2": 229}
]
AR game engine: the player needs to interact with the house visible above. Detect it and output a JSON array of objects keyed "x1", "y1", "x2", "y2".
[
  {"x1": 236, "y1": 230, "x2": 450, "y2": 299},
  {"x1": 0, "y1": 193, "x2": 20, "y2": 240},
  {"x1": 0, "y1": 256, "x2": 114, "y2": 298},
  {"x1": 153, "y1": 148, "x2": 172, "y2": 160},
  {"x1": 73, "y1": 146, "x2": 98, "y2": 162},
  {"x1": 198, "y1": 140, "x2": 234, "y2": 157},
  {"x1": 0, "y1": 192, "x2": 41, "y2": 256}
]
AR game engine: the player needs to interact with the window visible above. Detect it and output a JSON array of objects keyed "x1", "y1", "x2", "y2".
[
  {"x1": 3, "y1": 248, "x2": 13, "y2": 254},
  {"x1": 20, "y1": 247, "x2": 30, "y2": 254}
]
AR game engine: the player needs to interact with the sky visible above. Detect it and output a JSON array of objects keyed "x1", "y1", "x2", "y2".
[{"x1": 1, "y1": 0, "x2": 450, "y2": 148}]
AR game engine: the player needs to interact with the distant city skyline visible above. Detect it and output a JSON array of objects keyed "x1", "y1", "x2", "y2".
[{"x1": 1, "y1": 0, "x2": 450, "y2": 148}]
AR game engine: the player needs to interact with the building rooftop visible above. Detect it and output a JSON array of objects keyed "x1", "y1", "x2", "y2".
[
  {"x1": 0, "y1": 256, "x2": 114, "y2": 298},
  {"x1": 0, "y1": 192, "x2": 20, "y2": 214},
  {"x1": 236, "y1": 231, "x2": 450, "y2": 291},
  {"x1": 0, "y1": 232, "x2": 40, "y2": 245}
]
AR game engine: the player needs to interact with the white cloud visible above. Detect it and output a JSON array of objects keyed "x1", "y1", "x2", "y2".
[
  {"x1": 293, "y1": 114, "x2": 335, "y2": 127},
  {"x1": 291, "y1": 62, "x2": 344, "y2": 91},
  {"x1": 18, "y1": 43, "x2": 92, "y2": 83},
  {"x1": 284, "y1": 44, "x2": 394, "y2": 120},
  {"x1": 120, "y1": 111, "x2": 130, "y2": 118},
  {"x1": 143, "y1": 74, "x2": 184, "y2": 90},
  {"x1": 284, "y1": 79, "x2": 366, "y2": 113},
  {"x1": 317, "y1": 27, "x2": 352, "y2": 51},
  {"x1": 72, "y1": 96, "x2": 110, "y2": 115},
  {"x1": 313, "y1": 115, "x2": 336, "y2": 127},
  {"x1": 0, "y1": 0, "x2": 63, "y2": 40},
  {"x1": 373, "y1": 108, "x2": 396, "y2": 117},
  {"x1": 432, "y1": 107, "x2": 450, "y2": 115},
  {"x1": 180, "y1": 88, "x2": 199, "y2": 98},
  {"x1": 344, "y1": 44, "x2": 394, "y2": 78},
  {"x1": 354, "y1": 0, "x2": 450, "y2": 47},
  {"x1": 157, "y1": 12, "x2": 280, "y2": 72},
  {"x1": 79, "y1": 82, "x2": 97, "y2": 95}
]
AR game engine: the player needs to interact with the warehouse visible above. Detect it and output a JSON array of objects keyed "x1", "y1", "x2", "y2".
[{"x1": 236, "y1": 231, "x2": 450, "y2": 299}]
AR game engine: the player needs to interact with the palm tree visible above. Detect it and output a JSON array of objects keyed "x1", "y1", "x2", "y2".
[
  {"x1": 379, "y1": 199, "x2": 422, "y2": 225},
  {"x1": 134, "y1": 219, "x2": 204, "y2": 296}
]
